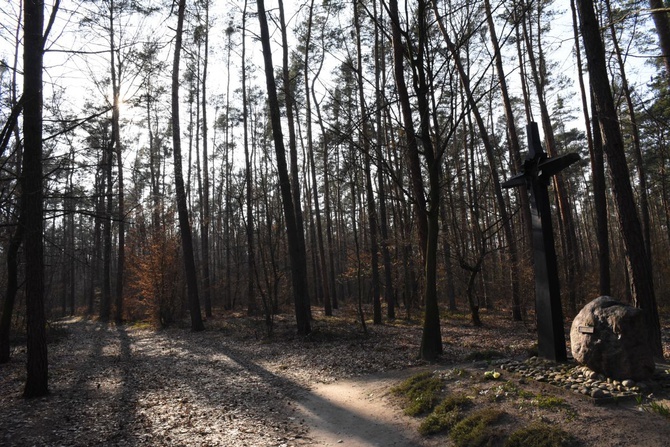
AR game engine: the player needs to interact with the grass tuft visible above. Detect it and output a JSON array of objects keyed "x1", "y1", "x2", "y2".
[
  {"x1": 420, "y1": 408, "x2": 463, "y2": 436},
  {"x1": 504, "y1": 422, "x2": 579, "y2": 447},
  {"x1": 647, "y1": 401, "x2": 670, "y2": 419},
  {"x1": 418, "y1": 394, "x2": 470, "y2": 436},
  {"x1": 533, "y1": 394, "x2": 565, "y2": 410},
  {"x1": 391, "y1": 372, "x2": 444, "y2": 416},
  {"x1": 450, "y1": 408, "x2": 505, "y2": 447}
]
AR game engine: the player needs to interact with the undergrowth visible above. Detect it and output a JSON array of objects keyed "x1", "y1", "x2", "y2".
[
  {"x1": 532, "y1": 394, "x2": 565, "y2": 410},
  {"x1": 647, "y1": 401, "x2": 670, "y2": 419},
  {"x1": 504, "y1": 422, "x2": 579, "y2": 447},
  {"x1": 391, "y1": 371, "x2": 444, "y2": 416},
  {"x1": 419, "y1": 393, "x2": 470, "y2": 435},
  {"x1": 450, "y1": 408, "x2": 506, "y2": 447}
]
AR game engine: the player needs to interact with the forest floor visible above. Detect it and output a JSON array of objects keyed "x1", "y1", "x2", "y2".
[{"x1": 1, "y1": 306, "x2": 670, "y2": 446}]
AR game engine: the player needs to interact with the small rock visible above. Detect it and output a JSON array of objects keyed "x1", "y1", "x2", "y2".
[
  {"x1": 622, "y1": 380, "x2": 636, "y2": 388},
  {"x1": 591, "y1": 389, "x2": 606, "y2": 398}
]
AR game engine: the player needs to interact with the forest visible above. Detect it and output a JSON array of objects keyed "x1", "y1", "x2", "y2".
[{"x1": 1, "y1": 0, "x2": 670, "y2": 423}]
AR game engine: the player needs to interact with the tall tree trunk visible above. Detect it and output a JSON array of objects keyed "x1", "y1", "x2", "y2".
[
  {"x1": 389, "y1": 0, "x2": 442, "y2": 359},
  {"x1": 91, "y1": 153, "x2": 103, "y2": 315},
  {"x1": 354, "y1": 0, "x2": 382, "y2": 324},
  {"x1": 577, "y1": 0, "x2": 662, "y2": 356},
  {"x1": 23, "y1": 0, "x2": 48, "y2": 397},
  {"x1": 605, "y1": 0, "x2": 652, "y2": 271},
  {"x1": 224, "y1": 26, "x2": 233, "y2": 311},
  {"x1": 388, "y1": 0, "x2": 427, "y2": 256},
  {"x1": 201, "y1": 1, "x2": 212, "y2": 318},
  {"x1": 374, "y1": 0, "x2": 395, "y2": 319},
  {"x1": 590, "y1": 92, "x2": 611, "y2": 296},
  {"x1": 650, "y1": 0, "x2": 670, "y2": 84},
  {"x1": 313, "y1": 86, "x2": 338, "y2": 310},
  {"x1": 172, "y1": 0, "x2": 204, "y2": 332},
  {"x1": 101, "y1": 134, "x2": 113, "y2": 321},
  {"x1": 278, "y1": 0, "x2": 311, "y2": 320},
  {"x1": 304, "y1": 0, "x2": 331, "y2": 317},
  {"x1": 350, "y1": 162, "x2": 368, "y2": 334},
  {"x1": 257, "y1": 0, "x2": 311, "y2": 335},
  {"x1": 570, "y1": 0, "x2": 610, "y2": 296},
  {"x1": 109, "y1": 0, "x2": 124, "y2": 323},
  {"x1": 0, "y1": 211, "x2": 23, "y2": 363},
  {"x1": 241, "y1": 0, "x2": 257, "y2": 318}
]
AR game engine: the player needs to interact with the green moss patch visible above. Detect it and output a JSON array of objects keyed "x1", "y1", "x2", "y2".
[
  {"x1": 450, "y1": 408, "x2": 506, "y2": 447},
  {"x1": 419, "y1": 393, "x2": 470, "y2": 436},
  {"x1": 391, "y1": 372, "x2": 444, "y2": 416},
  {"x1": 504, "y1": 422, "x2": 579, "y2": 447},
  {"x1": 532, "y1": 394, "x2": 566, "y2": 410}
]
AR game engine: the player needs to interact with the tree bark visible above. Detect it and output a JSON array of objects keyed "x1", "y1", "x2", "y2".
[
  {"x1": 577, "y1": 0, "x2": 662, "y2": 356},
  {"x1": 388, "y1": 0, "x2": 443, "y2": 359},
  {"x1": 23, "y1": 0, "x2": 49, "y2": 397},
  {"x1": 109, "y1": 0, "x2": 125, "y2": 323},
  {"x1": 101, "y1": 133, "x2": 113, "y2": 321},
  {"x1": 570, "y1": 0, "x2": 610, "y2": 296},
  {"x1": 172, "y1": 0, "x2": 204, "y2": 332},
  {"x1": 387, "y1": 0, "x2": 428, "y2": 257},
  {"x1": 605, "y1": 0, "x2": 652, "y2": 272},
  {"x1": 241, "y1": 0, "x2": 257, "y2": 318},
  {"x1": 650, "y1": 0, "x2": 670, "y2": 84},
  {"x1": 201, "y1": 1, "x2": 212, "y2": 319},
  {"x1": 0, "y1": 213, "x2": 23, "y2": 363},
  {"x1": 373, "y1": 0, "x2": 395, "y2": 320},
  {"x1": 354, "y1": 0, "x2": 382, "y2": 324},
  {"x1": 278, "y1": 0, "x2": 312, "y2": 322},
  {"x1": 304, "y1": 0, "x2": 332, "y2": 317},
  {"x1": 257, "y1": 0, "x2": 311, "y2": 335}
]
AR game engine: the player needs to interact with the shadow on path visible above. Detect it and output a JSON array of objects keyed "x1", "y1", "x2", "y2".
[{"x1": 176, "y1": 335, "x2": 426, "y2": 446}]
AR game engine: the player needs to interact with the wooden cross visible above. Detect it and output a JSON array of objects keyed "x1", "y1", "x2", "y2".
[{"x1": 503, "y1": 122, "x2": 580, "y2": 362}]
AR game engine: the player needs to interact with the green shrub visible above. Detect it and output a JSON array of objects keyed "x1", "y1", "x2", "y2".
[
  {"x1": 420, "y1": 408, "x2": 462, "y2": 436},
  {"x1": 504, "y1": 422, "x2": 579, "y2": 447},
  {"x1": 450, "y1": 408, "x2": 505, "y2": 447},
  {"x1": 418, "y1": 394, "x2": 471, "y2": 436},
  {"x1": 391, "y1": 372, "x2": 444, "y2": 416}
]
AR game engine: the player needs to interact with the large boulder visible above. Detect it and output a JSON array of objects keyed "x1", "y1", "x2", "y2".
[{"x1": 570, "y1": 296, "x2": 654, "y2": 381}]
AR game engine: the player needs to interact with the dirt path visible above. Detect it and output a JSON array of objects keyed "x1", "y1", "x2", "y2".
[
  {"x1": 3, "y1": 315, "x2": 670, "y2": 446},
  {"x1": 295, "y1": 372, "x2": 434, "y2": 447}
]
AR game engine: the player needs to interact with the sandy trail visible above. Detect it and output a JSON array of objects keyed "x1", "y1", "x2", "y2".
[{"x1": 295, "y1": 372, "x2": 435, "y2": 447}]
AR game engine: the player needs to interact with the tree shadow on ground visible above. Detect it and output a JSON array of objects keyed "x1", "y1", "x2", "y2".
[{"x1": 0, "y1": 319, "x2": 421, "y2": 446}]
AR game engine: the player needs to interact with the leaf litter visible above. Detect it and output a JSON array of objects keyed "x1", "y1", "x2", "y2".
[{"x1": 2, "y1": 308, "x2": 668, "y2": 446}]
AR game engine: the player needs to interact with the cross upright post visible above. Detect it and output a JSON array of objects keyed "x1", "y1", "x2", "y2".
[{"x1": 503, "y1": 122, "x2": 579, "y2": 362}]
